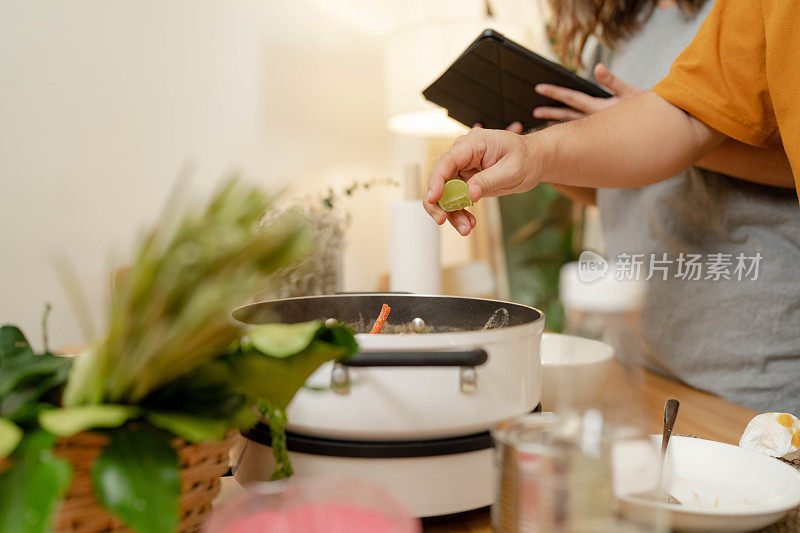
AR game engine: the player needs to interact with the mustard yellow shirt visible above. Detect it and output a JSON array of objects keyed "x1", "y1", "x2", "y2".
[{"x1": 653, "y1": 0, "x2": 800, "y2": 193}]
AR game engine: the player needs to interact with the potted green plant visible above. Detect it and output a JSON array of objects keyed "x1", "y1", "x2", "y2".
[{"x1": 0, "y1": 180, "x2": 357, "y2": 533}]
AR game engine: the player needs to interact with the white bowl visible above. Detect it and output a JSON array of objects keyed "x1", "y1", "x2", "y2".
[
  {"x1": 539, "y1": 332, "x2": 614, "y2": 411},
  {"x1": 617, "y1": 436, "x2": 800, "y2": 532}
]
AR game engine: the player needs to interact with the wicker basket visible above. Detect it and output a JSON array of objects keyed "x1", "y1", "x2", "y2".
[{"x1": 2, "y1": 431, "x2": 236, "y2": 533}]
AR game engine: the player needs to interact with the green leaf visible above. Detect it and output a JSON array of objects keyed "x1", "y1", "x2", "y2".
[
  {"x1": 317, "y1": 324, "x2": 359, "y2": 357},
  {"x1": 230, "y1": 322, "x2": 357, "y2": 410},
  {"x1": 233, "y1": 341, "x2": 351, "y2": 410},
  {"x1": 0, "y1": 418, "x2": 22, "y2": 458},
  {"x1": 38, "y1": 405, "x2": 139, "y2": 437},
  {"x1": 0, "y1": 431, "x2": 72, "y2": 533},
  {"x1": 146, "y1": 412, "x2": 228, "y2": 443},
  {"x1": 0, "y1": 350, "x2": 72, "y2": 424},
  {"x1": 1, "y1": 358, "x2": 72, "y2": 423},
  {"x1": 0, "y1": 325, "x2": 33, "y2": 362},
  {"x1": 247, "y1": 321, "x2": 324, "y2": 358},
  {"x1": 91, "y1": 427, "x2": 180, "y2": 533},
  {"x1": 140, "y1": 366, "x2": 247, "y2": 420},
  {"x1": 0, "y1": 354, "x2": 71, "y2": 397}
]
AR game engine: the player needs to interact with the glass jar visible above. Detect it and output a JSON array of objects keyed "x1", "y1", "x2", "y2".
[{"x1": 493, "y1": 412, "x2": 668, "y2": 533}]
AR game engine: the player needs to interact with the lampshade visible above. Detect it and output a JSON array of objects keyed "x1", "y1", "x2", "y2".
[{"x1": 384, "y1": 19, "x2": 533, "y2": 137}]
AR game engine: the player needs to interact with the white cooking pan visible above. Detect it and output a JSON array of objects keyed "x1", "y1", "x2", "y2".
[{"x1": 231, "y1": 294, "x2": 544, "y2": 441}]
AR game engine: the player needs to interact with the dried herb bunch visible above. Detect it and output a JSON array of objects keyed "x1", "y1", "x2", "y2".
[
  {"x1": 264, "y1": 178, "x2": 398, "y2": 299},
  {"x1": 64, "y1": 179, "x2": 312, "y2": 405}
]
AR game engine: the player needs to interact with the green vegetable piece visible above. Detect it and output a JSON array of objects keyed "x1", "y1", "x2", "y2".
[
  {"x1": 0, "y1": 418, "x2": 22, "y2": 458},
  {"x1": 260, "y1": 402, "x2": 292, "y2": 480},
  {"x1": 234, "y1": 341, "x2": 353, "y2": 411},
  {"x1": 233, "y1": 322, "x2": 357, "y2": 410},
  {"x1": 146, "y1": 412, "x2": 228, "y2": 443},
  {"x1": 38, "y1": 405, "x2": 139, "y2": 437},
  {"x1": 91, "y1": 428, "x2": 180, "y2": 533},
  {"x1": 0, "y1": 431, "x2": 72, "y2": 533},
  {"x1": 247, "y1": 321, "x2": 324, "y2": 358},
  {"x1": 438, "y1": 179, "x2": 473, "y2": 212}
]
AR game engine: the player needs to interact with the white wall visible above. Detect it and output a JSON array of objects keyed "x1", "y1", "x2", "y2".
[{"x1": 0, "y1": 0, "x2": 394, "y2": 348}]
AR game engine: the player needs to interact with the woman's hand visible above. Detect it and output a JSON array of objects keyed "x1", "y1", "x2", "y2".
[
  {"x1": 423, "y1": 66, "x2": 643, "y2": 234},
  {"x1": 423, "y1": 92, "x2": 727, "y2": 233},
  {"x1": 422, "y1": 128, "x2": 542, "y2": 235},
  {"x1": 533, "y1": 64, "x2": 642, "y2": 121}
]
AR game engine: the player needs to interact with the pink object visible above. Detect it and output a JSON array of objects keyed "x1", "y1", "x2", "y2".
[
  {"x1": 224, "y1": 503, "x2": 407, "y2": 533},
  {"x1": 205, "y1": 478, "x2": 420, "y2": 533}
]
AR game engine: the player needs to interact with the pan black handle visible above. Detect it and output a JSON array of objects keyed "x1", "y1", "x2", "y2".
[{"x1": 342, "y1": 349, "x2": 488, "y2": 368}]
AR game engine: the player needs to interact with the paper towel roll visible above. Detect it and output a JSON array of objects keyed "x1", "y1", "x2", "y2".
[{"x1": 390, "y1": 200, "x2": 441, "y2": 294}]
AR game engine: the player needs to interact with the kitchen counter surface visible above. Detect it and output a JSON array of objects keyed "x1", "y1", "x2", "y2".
[{"x1": 421, "y1": 359, "x2": 759, "y2": 533}]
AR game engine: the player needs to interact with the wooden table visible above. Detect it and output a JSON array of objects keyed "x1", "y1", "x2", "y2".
[{"x1": 422, "y1": 361, "x2": 758, "y2": 532}]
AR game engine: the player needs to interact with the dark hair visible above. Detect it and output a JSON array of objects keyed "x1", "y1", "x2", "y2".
[{"x1": 546, "y1": 0, "x2": 708, "y2": 67}]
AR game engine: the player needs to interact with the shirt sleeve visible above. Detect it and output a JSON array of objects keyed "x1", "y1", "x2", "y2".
[{"x1": 653, "y1": 0, "x2": 778, "y2": 147}]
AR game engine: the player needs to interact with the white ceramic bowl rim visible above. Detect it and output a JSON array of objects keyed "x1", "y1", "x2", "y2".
[
  {"x1": 540, "y1": 332, "x2": 614, "y2": 366},
  {"x1": 619, "y1": 436, "x2": 800, "y2": 516}
]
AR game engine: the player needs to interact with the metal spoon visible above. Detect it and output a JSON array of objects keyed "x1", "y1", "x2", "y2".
[{"x1": 634, "y1": 399, "x2": 682, "y2": 504}]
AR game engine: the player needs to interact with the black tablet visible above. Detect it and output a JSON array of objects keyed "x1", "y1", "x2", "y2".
[{"x1": 422, "y1": 29, "x2": 612, "y2": 131}]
